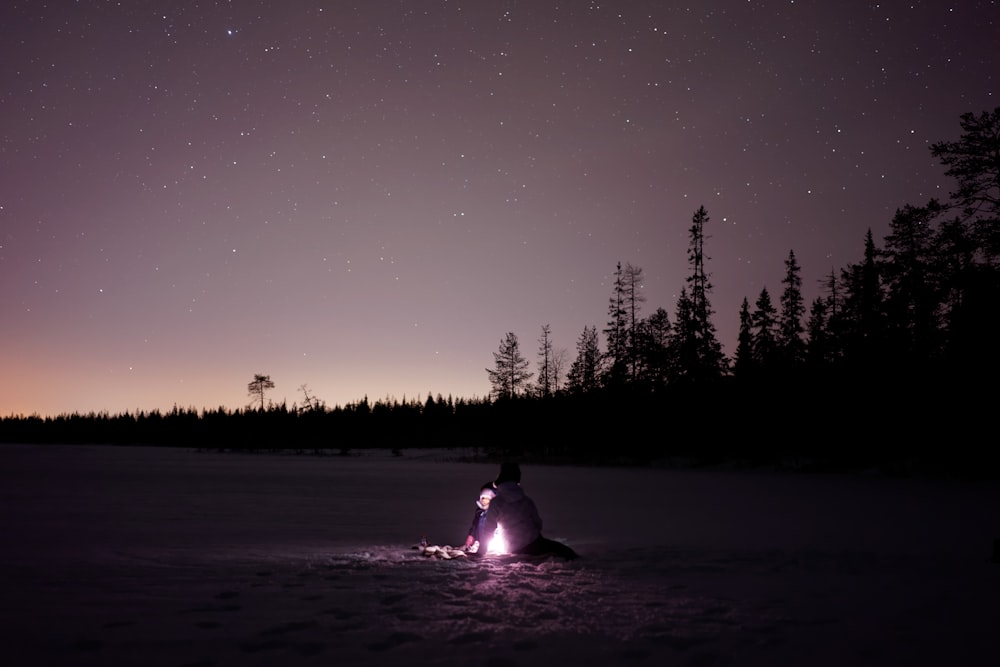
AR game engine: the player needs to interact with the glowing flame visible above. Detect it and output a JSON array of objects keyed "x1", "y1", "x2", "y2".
[{"x1": 487, "y1": 523, "x2": 508, "y2": 554}]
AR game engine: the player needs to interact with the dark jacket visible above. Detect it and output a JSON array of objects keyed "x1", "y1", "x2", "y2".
[
  {"x1": 480, "y1": 481, "x2": 542, "y2": 553},
  {"x1": 467, "y1": 502, "x2": 488, "y2": 543}
]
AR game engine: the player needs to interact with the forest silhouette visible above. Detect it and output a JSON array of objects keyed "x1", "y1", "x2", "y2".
[{"x1": 3, "y1": 108, "x2": 998, "y2": 478}]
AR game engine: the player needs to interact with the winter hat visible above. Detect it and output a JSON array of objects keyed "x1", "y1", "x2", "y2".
[
  {"x1": 495, "y1": 461, "x2": 521, "y2": 485},
  {"x1": 479, "y1": 486, "x2": 496, "y2": 500}
]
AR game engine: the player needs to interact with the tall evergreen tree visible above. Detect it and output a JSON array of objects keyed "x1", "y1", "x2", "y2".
[
  {"x1": 819, "y1": 267, "x2": 846, "y2": 366},
  {"x1": 934, "y1": 214, "x2": 984, "y2": 370},
  {"x1": 623, "y1": 263, "x2": 647, "y2": 381},
  {"x1": 535, "y1": 324, "x2": 557, "y2": 398},
  {"x1": 667, "y1": 288, "x2": 694, "y2": 382},
  {"x1": 929, "y1": 108, "x2": 1000, "y2": 374},
  {"x1": 805, "y1": 296, "x2": 833, "y2": 370},
  {"x1": 636, "y1": 306, "x2": 671, "y2": 390},
  {"x1": 880, "y1": 202, "x2": 944, "y2": 367},
  {"x1": 486, "y1": 332, "x2": 533, "y2": 400},
  {"x1": 839, "y1": 229, "x2": 886, "y2": 370},
  {"x1": 670, "y1": 206, "x2": 727, "y2": 381},
  {"x1": 603, "y1": 262, "x2": 629, "y2": 387},
  {"x1": 732, "y1": 297, "x2": 755, "y2": 378},
  {"x1": 778, "y1": 249, "x2": 806, "y2": 369},
  {"x1": 750, "y1": 288, "x2": 779, "y2": 371},
  {"x1": 566, "y1": 325, "x2": 602, "y2": 394}
]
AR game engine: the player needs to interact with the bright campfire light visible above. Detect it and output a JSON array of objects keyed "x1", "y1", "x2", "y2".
[{"x1": 487, "y1": 524, "x2": 508, "y2": 554}]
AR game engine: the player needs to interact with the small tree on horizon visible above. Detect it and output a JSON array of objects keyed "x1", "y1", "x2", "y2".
[
  {"x1": 297, "y1": 383, "x2": 325, "y2": 413},
  {"x1": 247, "y1": 373, "x2": 275, "y2": 411}
]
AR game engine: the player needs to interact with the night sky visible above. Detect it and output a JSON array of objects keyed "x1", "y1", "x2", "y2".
[{"x1": 2, "y1": 1, "x2": 996, "y2": 417}]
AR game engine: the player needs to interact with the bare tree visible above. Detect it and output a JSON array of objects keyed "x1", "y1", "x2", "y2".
[
  {"x1": 552, "y1": 346, "x2": 568, "y2": 393},
  {"x1": 297, "y1": 383, "x2": 325, "y2": 413}
]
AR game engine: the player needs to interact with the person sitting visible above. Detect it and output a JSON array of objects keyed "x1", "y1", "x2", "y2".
[
  {"x1": 478, "y1": 462, "x2": 578, "y2": 560},
  {"x1": 463, "y1": 482, "x2": 495, "y2": 553}
]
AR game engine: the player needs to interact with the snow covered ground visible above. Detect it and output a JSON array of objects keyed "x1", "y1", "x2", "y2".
[{"x1": 1, "y1": 443, "x2": 997, "y2": 666}]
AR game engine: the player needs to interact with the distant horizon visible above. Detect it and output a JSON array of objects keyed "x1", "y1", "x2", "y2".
[{"x1": 3, "y1": 388, "x2": 492, "y2": 420}]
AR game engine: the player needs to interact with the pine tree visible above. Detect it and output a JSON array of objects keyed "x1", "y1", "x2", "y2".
[
  {"x1": 247, "y1": 374, "x2": 275, "y2": 411},
  {"x1": 486, "y1": 332, "x2": 533, "y2": 400}
]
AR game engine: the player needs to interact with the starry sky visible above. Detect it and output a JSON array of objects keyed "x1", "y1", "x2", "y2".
[{"x1": 2, "y1": 1, "x2": 996, "y2": 418}]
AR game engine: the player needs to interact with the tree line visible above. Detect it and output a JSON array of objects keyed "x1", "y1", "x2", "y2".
[
  {"x1": 488, "y1": 107, "x2": 999, "y2": 399},
  {"x1": 3, "y1": 108, "x2": 998, "y2": 477}
]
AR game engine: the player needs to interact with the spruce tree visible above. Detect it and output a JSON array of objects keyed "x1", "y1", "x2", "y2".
[
  {"x1": 929, "y1": 108, "x2": 1000, "y2": 374},
  {"x1": 637, "y1": 306, "x2": 671, "y2": 390},
  {"x1": 486, "y1": 332, "x2": 533, "y2": 400},
  {"x1": 778, "y1": 249, "x2": 806, "y2": 369},
  {"x1": 839, "y1": 229, "x2": 886, "y2": 370},
  {"x1": 750, "y1": 287, "x2": 779, "y2": 372},
  {"x1": 670, "y1": 206, "x2": 727, "y2": 381},
  {"x1": 733, "y1": 297, "x2": 755, "y2": 379},
  {"x1": 880, "y1": 202, "x2": 943, "y2": 367},
  {"x1": 805, "y1": 296, "x2": 833, "y2": 370},
  {"x1": 603, "y1": 262, "x2": 629, "y2": 387}
]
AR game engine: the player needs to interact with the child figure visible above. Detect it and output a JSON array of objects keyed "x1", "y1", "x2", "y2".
[{"x1": 463, "y1": 482, "x2": 496, "y2": 553}]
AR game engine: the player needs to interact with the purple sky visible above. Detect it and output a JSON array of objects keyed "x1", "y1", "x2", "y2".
[{"x1": 2, "y1": 2, "x2": 996, "y2": 417}]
